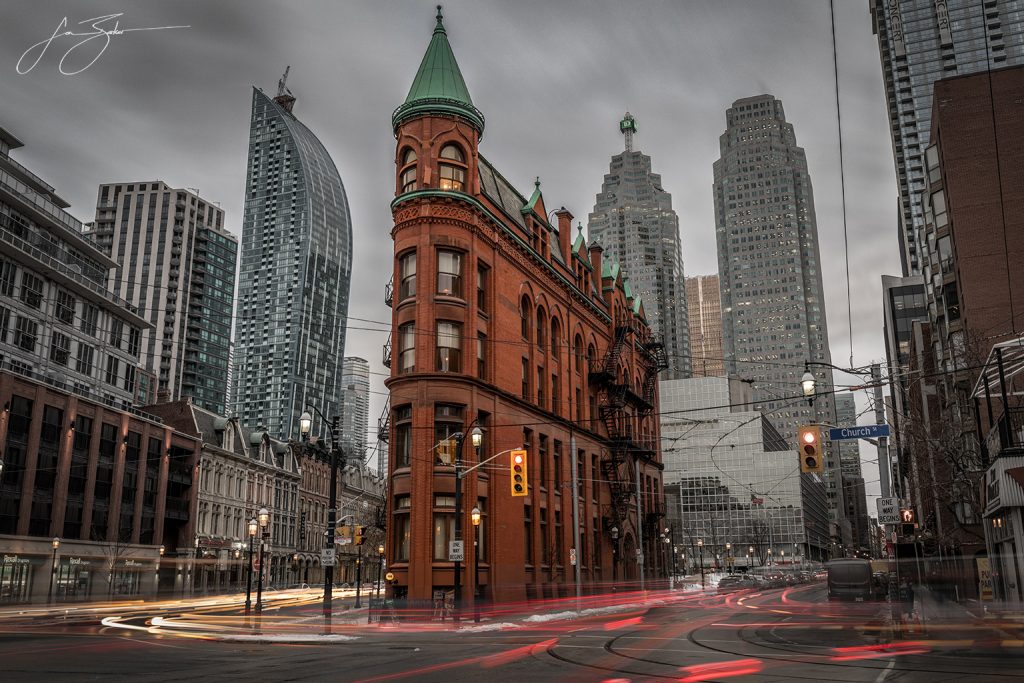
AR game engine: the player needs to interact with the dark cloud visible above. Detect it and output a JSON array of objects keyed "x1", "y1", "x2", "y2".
[{"x1": 2, "y1": 0, "x2": 898, "y2": 502}]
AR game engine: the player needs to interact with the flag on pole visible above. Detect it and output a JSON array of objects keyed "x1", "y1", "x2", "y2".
[{"x1": 751, "y1": 494, "x2": 764, "y2": 505}]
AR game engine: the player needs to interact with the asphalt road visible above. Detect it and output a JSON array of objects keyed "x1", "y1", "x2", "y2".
[{"x1": 1, "y1": 583, "x2": 1021, "y2": 682}]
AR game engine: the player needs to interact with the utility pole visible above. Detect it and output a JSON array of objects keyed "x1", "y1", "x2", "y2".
[
  {"x1": 873, "y1": 363, "x2": 892, "y2": 498},
  {"x1": 636, "y1": 457, "x2": 644, "y2": 591},
  {"x1": 570, "y1": 435, "x2": 582, "y2": 608}
]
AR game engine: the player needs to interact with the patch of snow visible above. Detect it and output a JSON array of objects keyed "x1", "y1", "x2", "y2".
[
  {"x1": 214, "y1": 633, "x2": 359, "y2": 643},
  {"x1": 458, "y1": 622, "x2": 520, "y2": 632},
  {"x1": 523, "y1": 603, "x2": 635, "y2": 623}
]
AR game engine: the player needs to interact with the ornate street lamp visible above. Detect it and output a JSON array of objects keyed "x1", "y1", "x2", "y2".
[
  {"x1": 301, "y1": 405, "x2": 344, "y2": 632},
  {"x1": 48, "y1": 537, "x2": 60, "y2": 603},
  {"x1": 255, "y1": 508, "x2": 269, "y2": 613},
  {"x1": 697, "y1": 539, "x2": 705, "y2": 588},
  {"x1": 376, "y1": 543, "x2": 385, "y2": 603},
  {"x1": 471, "y1": 505, "x2": 482, "y2": 623},
  {"x1": 245, "y1": 518, "x2": 257, "y2": 615},
  {"x1": 610, "y1": 526, "x2": 620, "y2": 586},
  {"x1": 453, "y1": 422, "x2": 483, "y2": 622}
]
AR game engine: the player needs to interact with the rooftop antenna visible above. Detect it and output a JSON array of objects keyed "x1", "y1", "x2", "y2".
[{"x1": 620, "y1": 111, "x2": 637, "y2": 152}]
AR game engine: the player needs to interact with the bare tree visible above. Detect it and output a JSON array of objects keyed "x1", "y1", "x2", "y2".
[{"x1": 746, "y1": 518, "x2": 770, "y2": 567}]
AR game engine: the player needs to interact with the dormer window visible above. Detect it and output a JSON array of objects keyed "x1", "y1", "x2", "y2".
[
  {"x1": 439, "y1": 144, "x2": 466, "y2": 191},
  {"x1": 399, "y1": 148, "x2": 418, "y2": 193}
]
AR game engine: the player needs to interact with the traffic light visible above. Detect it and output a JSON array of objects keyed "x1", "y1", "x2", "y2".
[
  {"x1": 798, "y1": 425, "x2": 822, "y2": 473},
  {"x1": 354, "y1": 525, "x2": 366, "y2": 546},
  {"x1": 510, "y1": 449, "x2": 528, "y2": 496}
]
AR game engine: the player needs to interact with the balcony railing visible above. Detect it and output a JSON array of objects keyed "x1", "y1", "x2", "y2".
[
  {"x1": 0, "y1": 223, "x2": 145, "y2": 320},
  {"x1": 382, "y1": 333, "x2": 392, "y2": 369},
  {"x1": 384, "y1": 280, "x2": 394, "y2": 308},
  {"x1": 985, "y1": 407, "x2": 1024, "y2": 457}
]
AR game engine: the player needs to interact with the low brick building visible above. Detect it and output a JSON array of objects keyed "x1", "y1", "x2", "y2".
[
  {"x1": 0, "y1": 367, "x2": 200, "y2": 603},
  {"x1": 384, "y1": 9, "x2": 668, "y2": 604}
]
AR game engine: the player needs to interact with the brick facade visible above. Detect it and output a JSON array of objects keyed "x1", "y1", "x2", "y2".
[{"x1": 384, "y1": 12, "x2": 667, "y2": 604}]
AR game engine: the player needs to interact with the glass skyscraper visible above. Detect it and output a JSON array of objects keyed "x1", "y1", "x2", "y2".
[
  {"x1": 660, "y1": 377, "x2": 830, "y2": 563},
  {"x1": 232, "y1": 84, "x2": 353, "y2": 439},
  {"x1": 870, "y1": 0, "x2": 1024, "y2": 275},
  {"x1": 713, "y1": 95, "x2": 847, "y2": 542},
  {"x1": 588, "y1": 113, "x2": 691, "y2": 379},
  {"x1": 339, "y1": 356, "x2": 369, "y2": 460}
]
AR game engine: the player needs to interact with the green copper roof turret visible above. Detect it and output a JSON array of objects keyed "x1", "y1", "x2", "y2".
[{"x1": 392, "y1": 6, "x2": 485, "y2": 134}]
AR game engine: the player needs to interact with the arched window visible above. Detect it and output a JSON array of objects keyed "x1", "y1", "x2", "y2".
[
  {"x1": 520, "y1": 296, "x2": 531, "y2": 340},
  {"x1": 439, "y1": 144, "x2": 466, "y2": 191},
  {"x1": 399, "y1": 148, "x2": 418, "y2": 193},
  {"x1": 574, "y1": 335, "x2": 584, "y2": 374},
  {"x1": 536, "y1": 307, "x2": 546, "y2": 350},
  {"x1": 550, "y1": 318, "x2": 560, "y2": 358}
]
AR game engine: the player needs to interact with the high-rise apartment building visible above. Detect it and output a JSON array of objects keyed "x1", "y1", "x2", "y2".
[
  {"x1": 685, "y1": 275, "x2": 724, "y2": 377},
  {"x1": 232, "y1": 75, "x2": 354, "y2": 439},
  {"x1": 340, "y1": 356, "x2": 369, "y2": 459},
  {"x1": 713, "y1": 95, "x2": 847, "y2": 545},
  {"x1": 869, "y1": 0, "x2": 1024, "y2": 275},
  {"x1": 89, "y1": 182, "x2": 237, "y2": 415},
  {"x1": 588, "y1": 113, "x2": 691, "y2": 379}
]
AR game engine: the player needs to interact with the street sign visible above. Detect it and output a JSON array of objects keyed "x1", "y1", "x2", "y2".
[
  {"x1": 321, "y1": 547, "x2": 336, "y2": 567},
  {"x1": 828, "y1": 424, "x2": 890, "y2": 441},
  {"x1": 334, "y1": 535, "x2": 352, "y2": 546},
  {"x1": 876, "y1": 496, "x2": 900, "y2": 525},
  {"x1": 448, "y1": 540, "x2": 464, "y2": 562}
]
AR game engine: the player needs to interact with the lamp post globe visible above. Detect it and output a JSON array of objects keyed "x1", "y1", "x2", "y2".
[
  {"x1": 299, "y1": 411, "x2": 312, "y2": 438},
  {"x1": 258, "y1": 508, "x2": 270, "y2": 528},
  {"x1": 801, "y1": 371, "x2": 816, "y2": 398},
  {"x1": 471, "y1": 506, "x2": 481, "y2": 526},
  {"x1": 470, "y1": 426, "x2": 483, "y2": 449}
]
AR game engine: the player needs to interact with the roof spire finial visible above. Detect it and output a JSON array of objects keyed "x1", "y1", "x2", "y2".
[
  {"x1": 620, "y1": 111, "x2": 637, "y2": 152},
  {"x1": 435, "y1": 5, "x2": 445, "y2": 33},
  {"x1": 535, "y1": 176, "x2": 541, "y2": 189}
]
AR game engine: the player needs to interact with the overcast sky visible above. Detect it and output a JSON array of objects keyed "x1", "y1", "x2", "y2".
[{"x1": 2, "y1": 0, "x2": 899, "y2": 507}]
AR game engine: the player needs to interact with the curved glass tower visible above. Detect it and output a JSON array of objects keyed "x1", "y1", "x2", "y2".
[{"x1": 233, "y1": 85, "x2": 353, "y2": 438}]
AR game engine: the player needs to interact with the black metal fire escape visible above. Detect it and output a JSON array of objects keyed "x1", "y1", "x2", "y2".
[{"x1": 590, "y1": 317, "x2": 667, "y2": 527}]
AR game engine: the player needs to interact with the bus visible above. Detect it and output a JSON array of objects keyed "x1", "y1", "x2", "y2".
[{"x1": 826, "y1": 559, "x2": 873, "y2": 601}]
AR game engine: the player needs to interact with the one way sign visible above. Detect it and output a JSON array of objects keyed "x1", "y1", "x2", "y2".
[{"x1": 876, "y1": 497, "x2": 900, "y2": 525}]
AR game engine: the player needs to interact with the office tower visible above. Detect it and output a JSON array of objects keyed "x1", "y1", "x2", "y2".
[
  {"x1": 340, "y1": 356, "x2": 369, "y2": 459},
  {"x1": 660, "y1": 377, "x2": 830, "y2": 563},
  {"x1": 869, "y1": 0, "x2": 1024, "y2": 275},
  {"x1": 685, "y1": 275, "x2": 724, "y2": 377},
  {"x1": 89, "y1": 182, "x2": 237, "y2": 415},
  {"x1": 0, "y1": 125, "x2": 149, "y2": 408},
  {"x1": 232, "y1": 72, "x2": 354, "y2": 438},
  {"x1": 588, "y1": 113, "x2": 691, "y2": 379},
  {"x1": 0, "y1": 124, "x2": 202, "y2": 587},
  {"x1": 713, "y1": 95, "x2": 847, "y2": 543},
  {"x1": 834, "y1": 394, "x2": 861, "y2": 478}
]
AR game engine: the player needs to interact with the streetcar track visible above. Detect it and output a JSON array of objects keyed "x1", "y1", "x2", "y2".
[{"x1": 541, "y1": 587, "x2": 1024, "y2": 682}]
